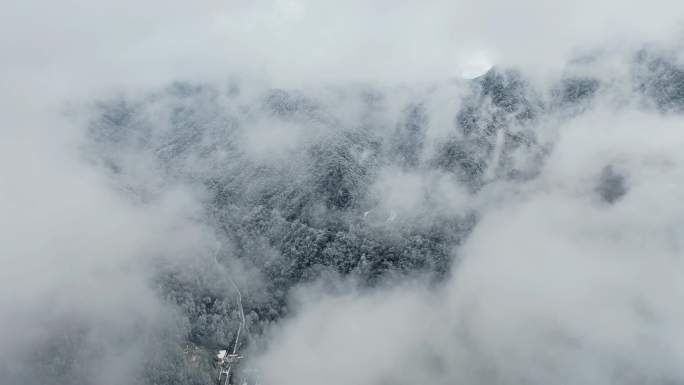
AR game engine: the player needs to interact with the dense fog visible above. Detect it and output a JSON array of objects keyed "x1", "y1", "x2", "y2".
[{"x1": 2, "y1": 1, "x2": 684, "y2": 384}]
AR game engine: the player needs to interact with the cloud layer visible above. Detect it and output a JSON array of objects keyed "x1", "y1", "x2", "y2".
[{"x1": 2, "y1": 2, "x2": 684, "y2": 385}]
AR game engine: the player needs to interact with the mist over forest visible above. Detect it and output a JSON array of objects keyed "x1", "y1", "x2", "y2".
[{"x1": 3, "y1": 1, "x2": 684, "y2": 385}]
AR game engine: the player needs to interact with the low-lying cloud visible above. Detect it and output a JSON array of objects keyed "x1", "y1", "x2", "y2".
[
  {"x1": 257, "y1": 106, "x2": 684, "y2": 385},
  {"x1": 3, "y1": 1, "x2": 684, "y2": 385}
]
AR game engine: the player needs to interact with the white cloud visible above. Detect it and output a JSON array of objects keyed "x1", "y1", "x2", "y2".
[
  {"x1": 256, "y1": 103, "x2": 684, "y2": 384},
  {"x1": 2, "y1": 1, "x2": 684, "y2": 384}
]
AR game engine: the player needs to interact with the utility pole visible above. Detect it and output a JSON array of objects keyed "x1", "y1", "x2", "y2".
[{"x1": 213, "y1": 241, "x2": 247, "y2": 385}]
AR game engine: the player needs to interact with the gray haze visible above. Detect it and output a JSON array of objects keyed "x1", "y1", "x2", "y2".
[{"x1": 2, "y1": 1, "x2": 684, "y2": 385}]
